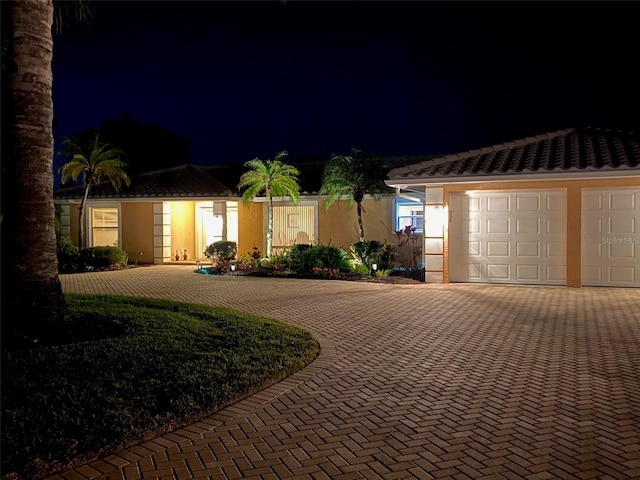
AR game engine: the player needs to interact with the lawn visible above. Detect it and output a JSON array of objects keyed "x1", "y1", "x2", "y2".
[{"x1": 1, "y1": 294, "x2": 320, "y2": 480}]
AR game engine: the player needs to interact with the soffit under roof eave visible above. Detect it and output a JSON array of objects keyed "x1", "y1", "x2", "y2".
[{"x1": 386, "y1": 170, "x2": 640, "y2": 187}]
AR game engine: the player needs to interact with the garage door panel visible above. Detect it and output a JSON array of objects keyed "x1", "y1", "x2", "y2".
[
  {"x1": 582, "y1": 265, "x2": 603, "y2": 283},
  {"x1": 547, "y1": 265, "x2": 566, "y2": 282},
  {"x1": 468, "y1": 263, "x2": 482, "y2": 280},
  {"x1": 486, "y1": 218, "x2": 510, "y2": 234},
  {"x1": 487, "y1": 264, "x2": 510, "y2": 280},
  {"x1": 546, "y1": 241, "x2": 565, "y2": 258},
  {"x1": 610, "y1": 217, "x2": 635, "y2": 234},
  {"x1": 469, "y1": 196, "x2": 481, "y2": 212},
  {"x1": 583, "y1": 194, "x2": 603, "y2": 210},
  {"x1": 611, "y1": 192, "x2": 636, "y2": 210},
  {"x1": 610, "y1": 266, "x2": 635, "y2": 283},
  {"x1": 468, "y1": 219, "x2": 480, "y2": 234},
  {"x1": 610, "y1": 242, "x2": 635, "y2": 259},
  {"x1": 487, "y1": 196, "x2": 510, "y2": 212},
  {"x1": 582, "y1": 188, "x2": 640, "y2": 287},
  {"x1": 517, "y1": 241, "x2": 540, "y2": 257},
  {"x1": 468, "y1": 241, "x2": 480, "y2": 256},
  {"x1": 450, "y1": 190, "x2": 567, "y2": 285},
  {"x1": 517, "y1": 217, "x2": 540, "y2": 234},
  {"x1": 583, "y1": 217, "x2": 603, "y2": 235},
  {"x1": 516, "y1": 196, "x2": 540, "y2": 211},
  {"x1": 516, "y1": 264, "x2": 540, "y2": 281},
  {"x1": 487, "y1": 241, "x2": 509, "y2": 256},
  {"x1": 547, "y1": 194, "x2": 566, "y2": 211},
  {"x1": 547, "y1": 218, "x2": 565, "y2": 235},
  {"x1": 582, "y1": 241, "x2": 602, "y2": 258}
]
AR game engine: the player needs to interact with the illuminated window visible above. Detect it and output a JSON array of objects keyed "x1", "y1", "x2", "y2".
[
  {"x1": 394, "y1": 199, "x2": 423, "y2": 232},
  {"x1": 273, "y1": 203, "x2": 316, "y2": 248},
  {"x1": 91, "y1": 207, "x2": 119, "y2": 247}
]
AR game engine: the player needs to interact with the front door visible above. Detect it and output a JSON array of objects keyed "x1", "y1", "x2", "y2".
[{"x1": 196, "y1": 202, "x2": 225, "y2": 260}]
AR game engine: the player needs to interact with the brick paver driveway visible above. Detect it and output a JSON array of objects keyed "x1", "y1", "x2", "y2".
[{"x1": 52, "y1": 266, "x2": 640, "y2": 479}]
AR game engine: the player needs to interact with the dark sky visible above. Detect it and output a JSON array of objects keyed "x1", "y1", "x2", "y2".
[{"x1": 51, "y1": 0, "x2": 640, "y2": 174}]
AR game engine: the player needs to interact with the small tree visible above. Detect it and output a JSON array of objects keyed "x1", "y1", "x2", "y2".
[
  {"x1": 237, "y1": 151, "x2": 300, "y2": 256},
  {"x1": 59, "y1": 133, "x2": 130, "y2": 248},
  {"x1": 319, "y1": 148, "x2": 393, "y2": 242}
]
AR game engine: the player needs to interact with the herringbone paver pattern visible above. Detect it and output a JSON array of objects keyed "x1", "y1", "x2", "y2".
[{"x1": 49, "y1": 266, "x2": 640, "y2": 480}]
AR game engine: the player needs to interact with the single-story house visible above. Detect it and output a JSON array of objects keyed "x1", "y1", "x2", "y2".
[
  {"x1": 386, "y1": 127, "x2": 640, "y2": 288},
  {"x1": 54, "y1": 126, "x2": 640, "y2": 288},
  {"x1": 54, "y1": 161, "x2": 417, "y2": 268}
]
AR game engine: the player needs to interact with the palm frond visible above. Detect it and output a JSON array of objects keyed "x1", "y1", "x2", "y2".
[
  {"x1": 237, "y1": 151, "x2": 300, "y2": 202},
  {"x1": 53, "y1": 0, "x2": 93, "y2": 35}
]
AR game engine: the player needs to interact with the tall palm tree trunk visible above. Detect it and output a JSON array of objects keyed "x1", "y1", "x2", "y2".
[
  {"x1": 78, "y1": 183, "x2": 91, "y2": 248},
  {"x1": 266, "y1": 192, "x2": 273, "y2": 256},
  {"x1": 356, "y1": 202, "x2": 365, "y2": 242},
  {"x1": 2, "y1": 0, "x2": 69, "y2": 342}
]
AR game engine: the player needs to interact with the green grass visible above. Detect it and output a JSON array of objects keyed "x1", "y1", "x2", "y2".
[{"x1": 1, "y1": 294, "x2": 320, "y2": 479}]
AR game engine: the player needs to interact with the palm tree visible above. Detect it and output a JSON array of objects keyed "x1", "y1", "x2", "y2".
[
  {"x1": 1, "y1": 0, "x2": 68, "y2": 340},
  {"x1": 59, "y1": 133, "x2": 130, "y2": 248},
  {"x1": 238, "y1": 151, "x2": 300, "y2": 257},
  {"x1": 319, "y1": 148, "x2": 393, "y2": 242}
]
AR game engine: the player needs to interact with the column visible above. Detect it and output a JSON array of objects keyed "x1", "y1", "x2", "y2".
[{"x1": 424, "y1": 186, "x2": 445, "y2": 283}]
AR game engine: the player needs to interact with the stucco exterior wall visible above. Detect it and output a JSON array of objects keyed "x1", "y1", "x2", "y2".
[
  {"x1": 66, "y1": 203, "x2": 80, "y2": 247},
  {"x1": 442, "y1": 176, "x2": 640, "y2": 287},
  {"x1": 237, "y1": 202, "x2": 265, "y2": 256},
  {"x1": 121, "y1": 203, "x2": 154, "y2": 264},
  {"x1": 318, "y1": 196, "x2": 396, "y2": 250}
]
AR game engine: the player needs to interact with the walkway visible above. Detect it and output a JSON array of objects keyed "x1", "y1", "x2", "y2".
[{"x1": 50, "y1": 266, "x2": 640, "y2": 479}]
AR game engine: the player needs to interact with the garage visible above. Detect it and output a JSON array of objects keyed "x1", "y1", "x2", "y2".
[
  {"x1": 386, "y1": 127, "x2": 640, "y2": 287},
  {"x1": 449, "y1": 190, "x2": 567, "y2": 285},
  {"x1": 582, "y1": 188, "x2": 640, "y2": 287}
]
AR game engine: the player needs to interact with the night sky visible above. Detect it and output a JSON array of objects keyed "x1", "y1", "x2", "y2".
[{"x1": 51, "y1": 0, "x2": 640, "y2": 177}]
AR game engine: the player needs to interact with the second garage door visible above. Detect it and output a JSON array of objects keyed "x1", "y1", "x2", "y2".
[
  {"x1": 582, "y1": 188, "x2": 640, "y2": 287},
  {"x1": 449, "y1": 190, "x2": 567, "y2": 285}
]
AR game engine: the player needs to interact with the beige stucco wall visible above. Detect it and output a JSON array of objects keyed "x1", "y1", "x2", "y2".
[
  {"x1": 237, "y1": 202, "x2": 265, "y2": 256},
  {"x1": 121, "y1": 203, "x2": 154, "y2": 264},
  {"x1": 318, "y1": 196, "x2": 396, "y2": 250},
  {"x1": 66, "y1": 203, "x2": 80, "y2": 247},
  {"x1": 443, "y1": 176, "x2": 640, "y2": 287}
]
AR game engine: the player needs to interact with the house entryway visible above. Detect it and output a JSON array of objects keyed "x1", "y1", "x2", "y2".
[{"x1": 195, "y1": 201, "x2": 238, "y2": 260}]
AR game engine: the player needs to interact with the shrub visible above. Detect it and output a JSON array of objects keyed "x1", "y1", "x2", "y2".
[
  {"x1": 352, "y1": 263, "x2": 370, "y2": 275},
  {"x1": 287, "y1": 243, "x2": 313, "y2": 273},
  {"x1": 296, "y1": 244, "x2": 351, "y2": 274},
  {"x1": 261, "y1": 251, "x2": 289, "y2": 271},
  {"x1": 236, "y1": 245, "x2": 263, "y2": 270},
  {"x1": 204, "y1": 241, "x2": 237, "y2": 263},
  {"x1": 350, "y1": 240, "x2": 390, "y2": 269},
  {"x1": 80, "y1": 246, "x2": 128, "y2": 270},
  {"x1": 57, "y1": 236, "x2": 82, "y2": 273}
]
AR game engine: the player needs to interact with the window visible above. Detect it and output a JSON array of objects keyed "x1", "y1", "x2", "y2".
[
  {"x1": 394, "y1": 199, "x2": 423, "y2": 233},
  {"x1": 91, "y1": 207, "x2": 119, "y2": 247},
  {"x1": 273, "y1": 203, "x2": 316, "y2": 248}
]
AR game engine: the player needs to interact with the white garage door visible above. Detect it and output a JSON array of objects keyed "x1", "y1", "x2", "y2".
[
  {"x1": 450, "y1": 190, "x2": 567, "y2": 285},
  {"x1": 582, "y1": 188, "x2": 640, "y2": 287}
]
